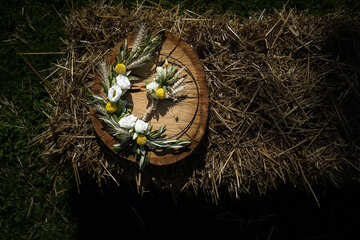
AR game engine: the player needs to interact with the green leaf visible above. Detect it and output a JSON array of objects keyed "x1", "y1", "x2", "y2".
[
  {"x1": 90, "y1": 95, "x2": 107, "y2": 105},
  {"x1": 138, "y1": 149, "x2": 149, "y2": 170},
  {"x1": 138, "y1": 154, "x2": 145, "y2": 169},
  {"x1": 109, "y1": 73, "x2": 115, "y2": 87},
  {"x1": 113, "y1": 144, "x2": 122, "y2": 151},
  {"x1": 100, "y1": 81, "x2": 109, "y2": 94},
  {"x1": 133, "y1": 132, "x2": 138, "y2": 140},
  {"x1": 115, "y1": 135, "x2": 131, "y2": 149}
]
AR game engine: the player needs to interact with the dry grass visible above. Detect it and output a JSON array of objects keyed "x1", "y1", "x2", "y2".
[{"x1": 38, "y1": 2, "x2": 360, "y2": 203}]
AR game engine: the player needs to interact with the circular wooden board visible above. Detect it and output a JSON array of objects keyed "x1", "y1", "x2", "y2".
[{"x1": 89, "y1": 32, "x2": 208, "y2": 166}]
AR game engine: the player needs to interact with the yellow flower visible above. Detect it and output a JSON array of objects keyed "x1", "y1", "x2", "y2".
[
  {"x1": 105, "y1": 102, "x2": 117, "y2": 113},
  {"x1": 136, "y1": 135, "x2": 147, "y2": 146},
  {"x1": 115, "y1": 63, "x2": 126, "y2": 75},
  {"x1": 155, "y1": 88, "x2": 166, "y2": 100}
]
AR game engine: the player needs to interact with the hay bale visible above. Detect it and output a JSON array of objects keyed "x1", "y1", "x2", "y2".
[{"x1": 39, "y1": 2, "x2": 360, "y2": 203}]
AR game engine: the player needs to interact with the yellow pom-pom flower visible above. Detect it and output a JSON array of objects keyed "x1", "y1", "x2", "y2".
[
  {"x1": 115, "y1": 63, "x2": 126, "y2": 75},
  {"x1": 136, "y1": 135, "x2": 147, "y2": 146},
  {"x1": 155, "y1": 88, "x2": 166, "y2": 100},
  {"x1": 105, "y1": 102, "x2": 117, "y2": 113}
]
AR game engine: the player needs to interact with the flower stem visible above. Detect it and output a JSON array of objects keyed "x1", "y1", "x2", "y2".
[{"x1": 142, "y1": 97, "x2": 158, "y2": 122}]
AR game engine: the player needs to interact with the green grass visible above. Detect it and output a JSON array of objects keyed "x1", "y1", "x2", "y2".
[
  {"x1": 0, "y1": 1, "x2": 75, "y2": 239},
  {"x1": 0, "y1": 0, "x2": 358, "y2": 239}
]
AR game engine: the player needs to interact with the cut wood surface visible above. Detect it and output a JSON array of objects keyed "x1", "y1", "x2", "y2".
[{"x1": 90, "y1": 32, "x2": 209, "y2": 166}]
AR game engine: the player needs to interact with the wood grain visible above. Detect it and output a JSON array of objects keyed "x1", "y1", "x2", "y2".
[{"x1": 89, "y1": 32, "x2": 208, "y2": 166}]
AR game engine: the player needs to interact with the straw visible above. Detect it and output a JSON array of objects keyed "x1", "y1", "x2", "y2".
[{"x1": 37, "y1": 2, "x2": 360, "y2": 203}]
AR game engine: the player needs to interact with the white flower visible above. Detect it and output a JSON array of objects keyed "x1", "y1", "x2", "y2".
[
  {"x1": 156, "y1": 66, "x2": 166, "y2": 78},
  {"x1": 119, "y1": 114, "x2": 137, "y2": 129},
  {"x1": 146, "y1": 81, "x2": 159, "y2": 92},
  {"x1": 134, "y1": 119, "x2": 149, "y2": 133},
  {"x1": 108, "y1": 85, "x2": 123, "y2": 102},
  {"x1": 116, "y1": 75, "x2": 131, "y2": 90}
]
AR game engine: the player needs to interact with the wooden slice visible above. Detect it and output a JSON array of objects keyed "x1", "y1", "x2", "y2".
[{"x1": 89, "y1": 32, "x2": 208, "y2": 166}]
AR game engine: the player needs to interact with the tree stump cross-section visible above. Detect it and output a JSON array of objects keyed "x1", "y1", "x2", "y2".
[{"x1": 90, "y1": 32, "x2": 209, "y2": 166}]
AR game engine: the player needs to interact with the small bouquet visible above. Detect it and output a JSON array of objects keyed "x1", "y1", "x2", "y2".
[
  {"x1": 142, "y1": 60, "x2": 187, "y2": 121},
  {"x1": 98, "y1": 24, "x2": 164, "y2": 95},
  {"x1": 146, "y1": 59, "x2": 187, "y2": 100}
]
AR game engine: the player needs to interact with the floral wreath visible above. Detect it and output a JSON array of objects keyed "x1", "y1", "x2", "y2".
[{"x1": 89, "y1": 25, "x2": 190, "y2": 169}]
